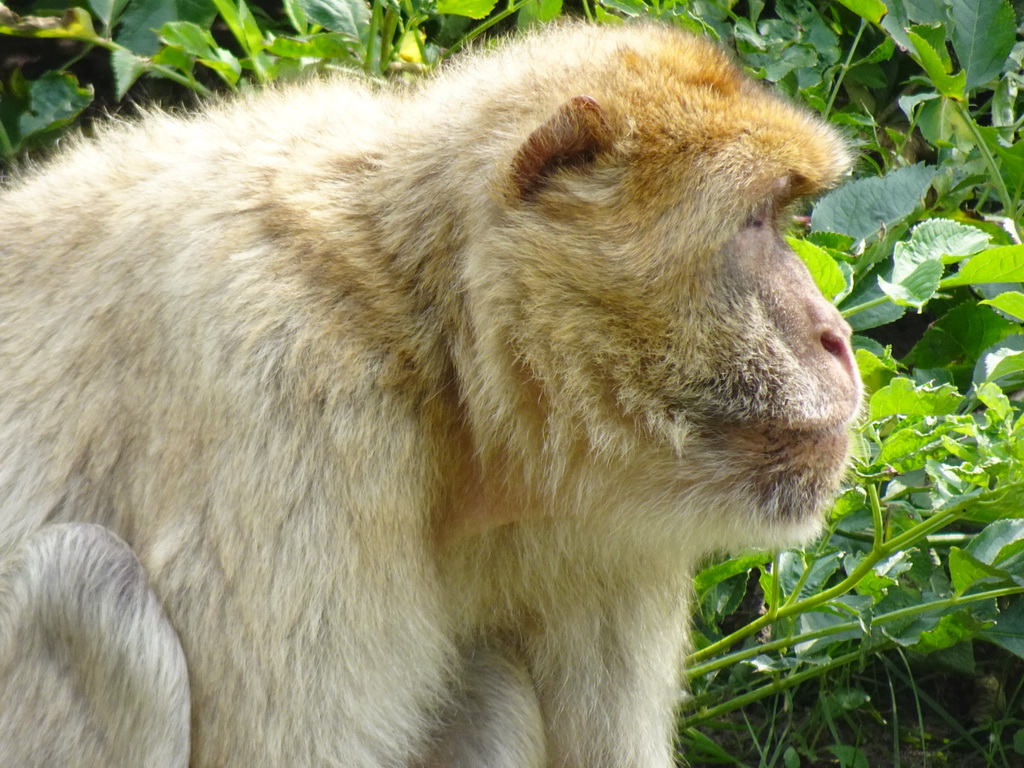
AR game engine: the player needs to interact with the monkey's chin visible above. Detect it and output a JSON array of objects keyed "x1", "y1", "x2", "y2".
[{"x1": 714, "y1": 422, "x2": 851, "y2": 530}]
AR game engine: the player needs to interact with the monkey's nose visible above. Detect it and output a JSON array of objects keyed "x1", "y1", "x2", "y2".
[
  {"x1": 820, "y1": 327, "x2": 860, "y2": 397},
  {"x1": 819, "y1": 329, "x2": 846, "y2": 359}
]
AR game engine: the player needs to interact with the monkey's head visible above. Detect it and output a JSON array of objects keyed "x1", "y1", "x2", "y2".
[{"x1": 456, "y1": 24, "x2": 861, "y2": 549}]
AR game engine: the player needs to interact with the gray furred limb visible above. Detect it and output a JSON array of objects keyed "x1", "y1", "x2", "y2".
[
  {"x1": 0, "y1": 523, "x2": 189, "y2": 768},
  {"x1": 419, "y1": 646, "x2": 546, "y2": 768}
]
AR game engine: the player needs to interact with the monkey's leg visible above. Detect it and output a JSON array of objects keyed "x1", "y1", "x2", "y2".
[
  {"x1": 0, "y1": 523, "x2": 190, "y2": 768},
  {"x1": 419, "y1": 646, "x2": 546, "y2": 768}
]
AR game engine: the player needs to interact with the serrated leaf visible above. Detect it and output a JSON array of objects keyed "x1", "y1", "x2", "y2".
[
  {"x1": 115, "y1": 0, "x2": 217, "y2": 56},
  {"x1": 943, "y1": 245, "x2": 1024, "y2": 286},
  {"x1": 110, "y1": 47, "x2": 146, "y2": 99},
  {"x1": 877, "y1": 422, "x2": 961, "y2": 470},
  {"x1": 869, "y1": 377, "x2": 961, "y2": 420},
  {"x1": 17, "y1": 71, "x2": 93, "y2": 139},
  {"x1": 907, "y1": 30, "x2": 967, "y2": 100},
  {"x1": 949, "y1": 0, "x2": 1017, "y2": 90},
  {"x1": 88, "y1": 0, "x2": 130, "y2": 29},
  {"x1": 878, "y1": 258, "x2": 943, "y2": 309},
  {"x1": 811, "y1": 164, "x2": 937, "y2": 240},
  {"x1": 903, "y1": 219, "x2": 991, "y2": 263},
  {"x1": 981, "y1": 291, "x2": 1024, "y2": 322},
  {"x1": 913, "y1": 611, "x2": 988, "y2": 654}
]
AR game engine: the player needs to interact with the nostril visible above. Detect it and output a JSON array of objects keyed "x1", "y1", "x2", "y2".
[{"x1": 820, "y1": 329, "x2": 845, "y2": 358}]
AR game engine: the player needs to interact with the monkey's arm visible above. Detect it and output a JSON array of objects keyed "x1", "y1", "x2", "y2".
[{"x1": 0, "y1": 524, "x2": 190, "y2": 768}]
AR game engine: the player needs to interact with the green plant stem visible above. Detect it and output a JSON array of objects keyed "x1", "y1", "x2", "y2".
[
  {"x1": 365, "y1": 0, "x2": 383, "y2": 73},
  {"x1": 688, "y1": 489, "x2": 966, "y2": 666},
  {"x1": 823, "y1": 18, "x2": 864, "y2": 119},
  {"x1": 379, "y1": 7, "x2": 400, "y2": 73},
  {"x1": 682, "y1": 649, "x2": 865, "y2": 727},
  {"x1": 145, "y1": 62, "x2": 214, "y2": 96},
  {"x1": 686, "y1": 585, "x2": 1024, "y2": 680},
  {"x1": 840, "y1": 294, "x2": 889, "y2": 318},
  {"x1": 951, "y1": 100, "x2": 1022, "y2": 240}
]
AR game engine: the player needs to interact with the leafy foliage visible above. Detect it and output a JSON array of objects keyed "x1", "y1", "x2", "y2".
[{"x1": 3, "y1": 0, "x2": 1024, "y2": 765}]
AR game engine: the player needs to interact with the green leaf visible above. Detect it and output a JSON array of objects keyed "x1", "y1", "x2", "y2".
[
  {"x1": 236, "y1": 0, "x2": 266, "y2": 57},
  {"x1": 911, "y1": 23, "x2": 952, "y2": 71},
  {"x1": 827, "y1": 745, "x2": 869, "y2": 768},
  {"x1": 787, "y1": 237, "x2": 847, "y2": 301},
  {"x1": 116, "y1": 0, "x2": 216, "y2": 56},
  {"x1": 974, "y1": 336, "x2": 1024, "y2": 385},
  {"x1": 950, "y1": 546, "x2": 1011, "y2": 593},
  {"x1": 906, "y1": 30, "x2": 967, "y2": 100},
  {"x1": 868, "y1": 377, "x2": 961, "y2": 419},
  {"x1": 967, "y1": 518, "x2": 1024, "y2": 568},
  {"x1": 981, "y1": 291, "x2": 1024, "y2": 322},
  {"x1": 811, "y1": 164, "x2": 937, "y2": 240},
  {"x1": 949, "y1": 0, "x2": 1017, "y2": 90},
  {"x1": 877, "y1": 421, "x2": 961, "y2": 471},
  {"x1": 877, "y1": 258, "x2": 943, "y2": 309},
  {"x1": 438, "y1": 0, "x2": 500, "y2": 18},
  {"x1": 17, "y1": 71, "x2": 93, "y2": 140},
  {"x1": 975, "y1": 126, "x2": 1024, "y2": 202},
  {"x1": 518, "y1": 0, "x2": 562, "y2": 27},
  {"x1": 110, "y1": 47, "x2": 146, "y2": 99},
  {"x1": 693, "y1": 551, "x2": 771, "y2": 599},
  {"x1": 902, "y1": 219, "x2": 991, "y2": 263},
  {"x1": 981, "y1": 599, "x2": 1024, "y2": 660},
  {"x1": 88, "y1": 0, "x2": 130, "y2": 29},
  {"x1": 835, "y1": 0, "x2": 886, "y2": 24},
  {"x1": 976, "y1": 381, "x2": 1012, "y2": 422},
  {"x1": 855, "y1": 347, "x2": 898, "y2": 396},
  {"x1": 160, "y1": 20, "x2": 217, "y2": 57},
  {"x1": 942, "y1": 245, "x2": 1024, "y2": 286},
  {"x1": 907, "y1": 302, "x2": 1016, "y2": 368},
  {"x1": 295, "y1": 0, "x2": 369, "y2": 38},
  {"x1": 266, "y1": 34, "x2": 354, "y2": 59},
  {"x1": 0, "y1": 7, "x2": 99, "y2": 39}
]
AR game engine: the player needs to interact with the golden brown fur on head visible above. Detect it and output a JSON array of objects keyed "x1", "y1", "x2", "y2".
[
  {"x1": 0, "y1": 21, "x2": 859, "y2": 768},
  {"x1": 453, "y1": 24, "x2": 856, "y2": 534}
]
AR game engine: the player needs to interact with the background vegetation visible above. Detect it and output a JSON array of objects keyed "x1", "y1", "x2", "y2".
[{"x1": 3, "y1": 0, "x2": 1024, "y2": 765}]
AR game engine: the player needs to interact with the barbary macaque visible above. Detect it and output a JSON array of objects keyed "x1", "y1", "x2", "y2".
[{"x1": 0, "y1": 21, "x2": 861, "y2": 768}]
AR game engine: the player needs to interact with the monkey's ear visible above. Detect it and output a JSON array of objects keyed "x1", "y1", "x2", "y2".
[{"x1": 510, "y1": 95, "x2": 613, "y2": 200}]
